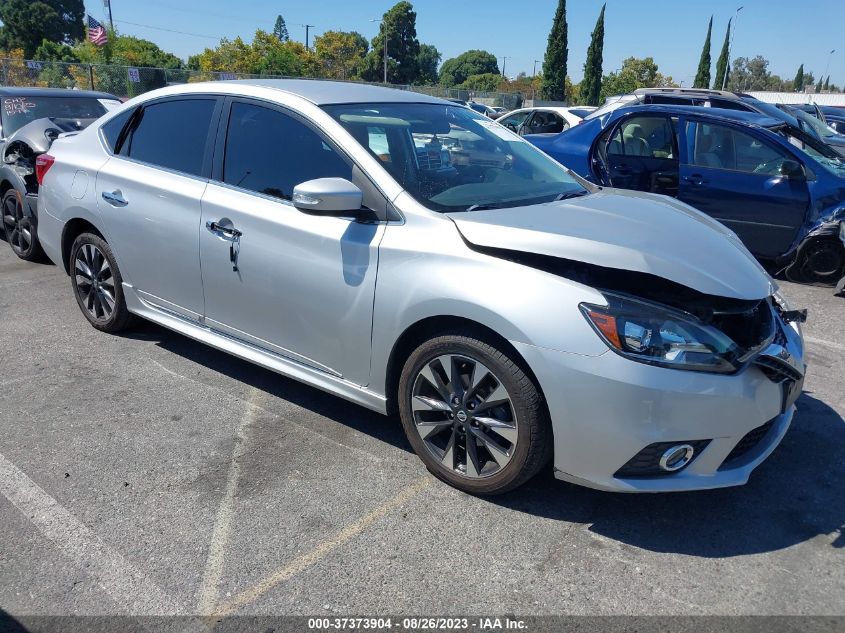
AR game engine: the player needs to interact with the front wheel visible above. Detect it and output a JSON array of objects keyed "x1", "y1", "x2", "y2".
[
  {"x1": 2, "y1": 189, "x2": 45, "y2": 261},
  {"x1": 785, "y1": 237, "x2": 845, "y2": 285},
  {"x1": 398, "y1": 333, "x2": 551, "y2": 495},
  {"x1": 70, "y1": 233, "x2": 136, "y2": 332}
]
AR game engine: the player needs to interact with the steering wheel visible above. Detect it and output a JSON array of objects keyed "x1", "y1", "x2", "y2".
[{"x1": 752, "y1": 158, "x2": 784, "y2": 175}]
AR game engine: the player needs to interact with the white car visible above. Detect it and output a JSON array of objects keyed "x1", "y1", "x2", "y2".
[{"x1": 497, "y1": 106, "x2": 595, "y2": 136}]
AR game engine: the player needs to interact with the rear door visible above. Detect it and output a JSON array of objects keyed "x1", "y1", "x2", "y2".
[
  {"x1": 95, "y1": 96, "x2": 221, "y2": 320},
  {"x1": 678, "y1": 118, "x2": 810, "y2": 258},
  {"x1": 601, "y1": 114, "x2": 680, "y2": 195}
]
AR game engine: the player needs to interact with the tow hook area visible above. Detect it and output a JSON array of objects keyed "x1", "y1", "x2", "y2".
[{"x1": 781, "y1": 309, "x2": 808, "y2": 324}]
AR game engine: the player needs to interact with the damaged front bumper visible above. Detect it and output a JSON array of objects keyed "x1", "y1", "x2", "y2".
[{"x1": 512, "y1": 309, "x2": 805, "y2": 493}]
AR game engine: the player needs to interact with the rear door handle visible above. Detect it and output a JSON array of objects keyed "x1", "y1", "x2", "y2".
[
  {"x1": 101, "y1": 190, "x2": 128, "y2": 206},
  {"x1": 683, "y1": 174, "x2": 706, "y2": 186}
]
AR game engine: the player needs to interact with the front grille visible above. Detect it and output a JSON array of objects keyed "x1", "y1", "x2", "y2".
[
  {"x1": 755, "y1": 355, "x2": 803, "y2": 383},
  {"x1": 721, "y1": 419, "x2": 775, "y2": 467},
  {"x1": 615, "y1": 439, "x2": 711, "y2": 478}
]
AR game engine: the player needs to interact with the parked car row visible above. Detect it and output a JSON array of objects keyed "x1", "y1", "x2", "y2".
[
  {"x1": 525, "y1": 89, "x2": 845, "y2": 286},
  {"x1": 1, "y1": 81, "x2": 809, "y2": 497}
]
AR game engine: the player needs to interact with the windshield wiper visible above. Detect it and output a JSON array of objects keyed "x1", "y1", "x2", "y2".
[
  {"x1": 465, "y1": 203, "x2": 501, "y2": 212},
  {"x1": 553, "y1": 191, "x2": 589, "y2": 201}
]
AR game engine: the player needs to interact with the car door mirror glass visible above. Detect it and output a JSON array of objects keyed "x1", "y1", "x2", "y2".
[{"x1": 293, "y1": 177, "x2": 364, "y2": 216}]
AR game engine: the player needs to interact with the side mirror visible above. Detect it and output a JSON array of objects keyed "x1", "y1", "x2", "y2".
[
  {"x1": 292, "y1": 178, "x2": 364, "y2": 217},
  {"x1": 780, "y1": 160, "x2": 805, "y2": 181}
]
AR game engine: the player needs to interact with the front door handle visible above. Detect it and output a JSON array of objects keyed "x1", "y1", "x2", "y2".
[
  {"x1": 205, "y1": 220, "x2": 242, "y2": 240},
  {"x1": 683, "y1": 174, "x2": 706, "y2": 186},
  {"x1": 101, "y1": 190, "x2": 128, "y2": 206}
]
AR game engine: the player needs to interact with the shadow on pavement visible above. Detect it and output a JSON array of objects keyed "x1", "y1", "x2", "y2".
[{"x1": 125, "y1": 321, "x2": 843, "y2": 558}]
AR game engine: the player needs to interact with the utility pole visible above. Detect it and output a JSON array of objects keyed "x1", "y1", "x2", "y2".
[
  {"x1": 500, "y1": 56, "x2": 510, "y2": 78},
  {"x1": 103, "y1": 0, "x2": 114, "y2": 31},
  {"x1": 370, "y1": 18, "x2": 388, "y2": 83},
  {"x1": 533, "y1": 59, "x2": 541, "y2": 77},
  {"x1": 303, "y1": 24, "x2": 315, "y2": 50},
  {"x1": 723, "y1": 5, "x2": 743, "y2": 90}
]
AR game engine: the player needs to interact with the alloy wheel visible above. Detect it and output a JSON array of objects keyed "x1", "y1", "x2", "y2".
[
  {"x1": 2, "y1": 192, "x2": 31, "y2": 255},
  {"x1": 74, "y1": 244, "x2": 116, "y2": 320},
  {"x1": 411, "y1": 354, "x2": 518, "y2": 479}
]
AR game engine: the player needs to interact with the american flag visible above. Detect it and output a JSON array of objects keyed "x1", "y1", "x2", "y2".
[{"x1": 87, "y1": 15, "x2": 108, "y2": 46}]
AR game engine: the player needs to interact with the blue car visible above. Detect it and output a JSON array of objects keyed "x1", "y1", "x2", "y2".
[{"x1": 527, "y1": 104, "x2": 845, "y2": 284}]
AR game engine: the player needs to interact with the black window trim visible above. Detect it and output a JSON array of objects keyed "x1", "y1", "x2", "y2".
[
  {"x1": 98, "y1": 94, "x2": 224, "y2": 181},
  {"x1": 211, "y1": 95, "x2": 394, "y2": 222}
]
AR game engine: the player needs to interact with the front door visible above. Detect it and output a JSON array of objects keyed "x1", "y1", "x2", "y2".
[
  {"x1": 95, "y1": 96, "x2": 220, "y2": 320},
  {"x1": 678, "y1": 119, "x2": 810, "y2": 259},
  {"x1": 602, "y1": 114, "x2": 679, "y2": 196},
  {"x1": 199, "y1": 100, "x2": 383, "y2": 385}
]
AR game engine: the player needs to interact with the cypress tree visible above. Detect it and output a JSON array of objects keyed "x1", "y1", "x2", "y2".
[
  {"x1": 793, "y1": 64, "x2": 804, "y2": 92},
  {"x1": 823, "y1": 75, "x2": 830, "y2": 91},
  {"x1": 816, "y1": 77, "x2": 824, "y2": 92},
  {"x1": 541, "y1": 0, "x2": 568, "y2": 101},
  {"x1": 693, "y1": 16, "x2": 713, "y2": 88},
  {"x1": 273, "y1": 15, "x2": 289, "y2": 42},
  {"x1": 581, "y1": 4, "x2": 605, "y2": 106},
  {"x1": 713, "y1": 18, "x2": 731, "y2": 90}
]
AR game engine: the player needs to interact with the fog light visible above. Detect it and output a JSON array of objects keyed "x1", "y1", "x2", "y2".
[{"x1": 659, "y1": 444, "x2": 695, "y2": 472}]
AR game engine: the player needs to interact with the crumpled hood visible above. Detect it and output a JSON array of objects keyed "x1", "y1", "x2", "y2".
[{"x1": 450, "y1": 189, "x2": 775, "y2": 300}]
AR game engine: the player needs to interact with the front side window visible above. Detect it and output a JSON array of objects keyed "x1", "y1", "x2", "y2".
[
  {"x1": 607, "y1": 116, "x2": 676, "y2": 159},
  {"x1": 526, "y1": 111, "x2": 566, "y2": 134},
  {"x1": 323, "y1": 102, "x2": 588, "y2": 213},
  {"x1": 686, "y1": 121, "x2": 789, "y2": 174},
  {"x1": 124, "y1": 99, "x2": 216, "y2": 176},
  {"x1": 498, "y1": 111, "x2": 530, "y2": 131},
  {"x1": 223, "y1": 101, "x2": 351, "y2": 200}
]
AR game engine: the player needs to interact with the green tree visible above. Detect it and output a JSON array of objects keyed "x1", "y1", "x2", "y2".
[
  {"x1": 793, "y1": 64, "x2": 804, "y2": 92},
  {"x1": 314, "y1": 30, "x2": 369, "y2": 79},
  {"x1": 541, "y1": 0, "x2": 568, "y2": 100},
  {"x1": 0, "y1": 0, "x2": 85, "y2": 57},
  {"x1": 35, "y1": 38, "x2": 79, "y2": 62},
  {"x1": 713, "y1": 18, "x2": 731, "y2": 91},
  {"x1": 816, "y1": 76, "x2": 824, "y2": 92},
  {"x1": 439, "y1": 49, "x2": 498, "y2": 87},
  {"x1": 416, "y1": 43, "x2": 441, "y2": 85},
  {"x1": 360, "y1": 1, "x2": 420, "y2": 84},
  {"x1": 273, "y1": 15, "x2": 290, "y2": 42},
  {"x1": 693, "y1": 16, "x2": 712, "y2": 88},
  {"x1": 600, "y1": 56, "x2": 676, "y2": 101},
  {"x1": 823, "y1": 75, "x2": 830, "y2": 91},
  {"x1": 460, "y1": 72, "x2": 502, "y2": 92},
  {"x1": 580, "y1": 3, "x2": 605, "y2": 106}
]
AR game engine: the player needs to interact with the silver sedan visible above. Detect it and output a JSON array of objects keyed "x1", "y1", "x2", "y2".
[{"x1": 36, "y1": 80, "x2": 806, "y2": 494}]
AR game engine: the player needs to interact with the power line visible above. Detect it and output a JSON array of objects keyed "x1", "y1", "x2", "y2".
[{"x1": 113, "y1": 19, "x2": 222, "y2": 40}]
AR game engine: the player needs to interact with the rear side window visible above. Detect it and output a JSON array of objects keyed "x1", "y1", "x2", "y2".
[
  {"x1": 100, "y1": 107, "x2": 134, "y2": 153},
  {"x1": 123, "y1": 99, "x2": 216, "y2": 176},
  {"x1": 222, "y1": 101, "x2": 351, "y2": 201},
  {"x1": 607, "y1": 116, "x2": 676, "y2": 159}
]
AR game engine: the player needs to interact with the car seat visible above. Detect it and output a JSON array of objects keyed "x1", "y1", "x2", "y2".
[{"x1": 622, "y1": 123, "x2": 651, "y2": 156}]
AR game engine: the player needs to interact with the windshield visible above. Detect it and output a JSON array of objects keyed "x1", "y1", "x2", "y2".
[
  {"x1": 1, "y1": 95, "x2": 108, "y2": 137},
  {"x1": 772, "y1": 124, "x2": 845, "y2": 177},
  {"x1": 583, "y1": 95, "x2": 639, "y2": 121},
  {"x1": 323, "y1": 102, "x2": 589, "y2": 213},
  {"x1": 786, "y1": 106, "x2": 842, "y2": 140}
]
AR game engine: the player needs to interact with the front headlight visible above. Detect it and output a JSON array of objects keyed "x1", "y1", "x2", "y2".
[{"x1": 580, "y1": 293, "x2": 739, "y2": 373}]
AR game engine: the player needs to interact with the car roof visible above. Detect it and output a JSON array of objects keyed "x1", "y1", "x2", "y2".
[
  {"x1": 230, "y1": 79, "x2": 446, "y2": 105},
  {"x1": 632, "y1": 86, "x2": 745, "y2": 99},
  {"x1": 613, "y1": 103, "x2": 784, "y2": 128},
  {"x1": 0, "y1": 86, "x2": 119, "y2": 100}
]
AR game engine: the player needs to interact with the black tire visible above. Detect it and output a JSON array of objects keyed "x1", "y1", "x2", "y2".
[
  {"x1": 70, "y1": 232, "x2": 136, "y2": 332},
  {"x1": 785, "y1": 237, "x2": 845, "y2": 286},
  {"x1": 2, "y1": 189, "x2": 45, "y2": 262},
  {"x1": 398, "y1": 332, "x2": 551, "y2": 495}
]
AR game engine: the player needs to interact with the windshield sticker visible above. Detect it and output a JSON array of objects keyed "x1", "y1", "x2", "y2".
[
  {"x1": 477, "y1": 120, "x2": 524, "y2": 142},
  {"x1": 4, "y1": 97, "x2": 36, "y2": 116}
]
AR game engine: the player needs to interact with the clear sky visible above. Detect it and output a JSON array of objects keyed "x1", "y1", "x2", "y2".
[{"x1": 84, "y1": 0, "x2": 843, "y2": 86}]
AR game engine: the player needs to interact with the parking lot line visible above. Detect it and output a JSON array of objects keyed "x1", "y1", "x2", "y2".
[
  {"x1": 804, "y1": 335, "x2": 845, "y2": 353},
  {"x1": 0, "y1": 451, "x2": 182, "y2": 614},
  {"x1": 196, "y1": 386, "x2": 261, "y2": 614},
  {"x1": 212, "y1": 476, "x2": 433, "y2": 616}
]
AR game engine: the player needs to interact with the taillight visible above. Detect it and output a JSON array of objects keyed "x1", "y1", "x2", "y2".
[{"x1": 35, "y1": 154, "x2": 55, "y2": 186}]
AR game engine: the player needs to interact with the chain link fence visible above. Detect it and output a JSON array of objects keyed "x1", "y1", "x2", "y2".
[{"x1": 1, "y1": 58, "x2": 523, "y2": 110}]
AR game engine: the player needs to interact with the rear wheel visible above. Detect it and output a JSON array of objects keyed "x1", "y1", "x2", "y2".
[
  {"x1": 70, "y1": 233, "x2": 136, "y2": 332},
  {"x1": 2, "y1": 189, "x2": 45, "y2": 262},
  {"x1": 398, "y1": 333, "x2": 551, "y2": 495}
]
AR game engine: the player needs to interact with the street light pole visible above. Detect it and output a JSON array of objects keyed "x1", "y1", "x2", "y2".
[
  {"x1": 723, "y1": 6, "x2": 744, "y2": 90},
  {"x1": 533, "y1": 59, "x2": 541, "y2": 77},
  {"x1": 500, "y1": 56, "x2": 510, "y2": 78},
  {"x1": 823, "y1": 49, "x2": 836, "y2": 90},
  {"x1": 103, "y1": 0, "x2": 114, "y2": 31},
  {"x1": 370, "y1": 18, "x2": 388, "y2": 83}
]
